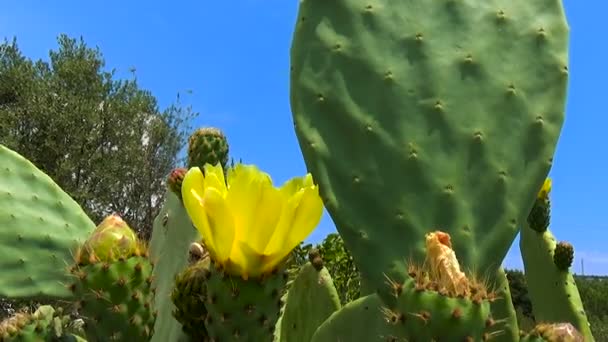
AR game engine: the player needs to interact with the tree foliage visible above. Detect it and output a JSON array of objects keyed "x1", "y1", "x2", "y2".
[{"x1": 0, "y1": 34, "x2": 196, "y2": 239}]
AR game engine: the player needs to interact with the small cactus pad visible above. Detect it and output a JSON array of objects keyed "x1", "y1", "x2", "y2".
[
  {"x1": 187, "y1": 127, "x2": 229, "y2": 170},
  {"x1": 0, "y1": 145, "x2": 96, "y2": 299},
  {"x1": 203, "y1": 261, "x2": 288, "y2": 341},
  {"x1": 167, "y1": 168, "x2": 187, "y2": 200},
  {"x1": 290, "y1": 0, "x2": 569, "y2": 317},
  {"x1": 149, "y1": 194, "x2": 201, "y2": 342},
  {"x1": 276, "y1": 257, "x2": 341, "y2": 342},
  {"x1": 171, "y1": 256, "x2": 211, "y2": 341},
  {"x1": 311, "y1": 294, "x2": 402, "y2": 342}
]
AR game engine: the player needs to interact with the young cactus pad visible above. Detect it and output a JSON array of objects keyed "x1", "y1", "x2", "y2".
[
  {"x1": 275, "y1": 250, "x2": 342, "y2": 342},
  {"x1": 290, "y1": 0, "x2": 569, "y2": 313},
  {"x1": 0, "y1": 145, "x2": 96, "y2": 299}
]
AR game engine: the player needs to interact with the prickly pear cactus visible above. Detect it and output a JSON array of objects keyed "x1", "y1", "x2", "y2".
[
  {"x1": 0, "y1": 145, "x2": 96, "y2": 299},
  {"x1": 290, "y1": 3, "x2": 569, "y2": 341},
  {"x1": 69, "y1": 215, "x2": 156, "y2": 341}
]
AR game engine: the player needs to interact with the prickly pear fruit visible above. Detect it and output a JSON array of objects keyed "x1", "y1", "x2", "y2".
[
  {"x1": 203, "y1": 261, "x2": 288, "y2": 341},
  {"x1": 170, "y1": 255, "x2": 211, "y2": 341},
  {"x1": 187, "y1": 127, "x2": 229, "y2": 170},
  {"x1": 69, "y1": 215, "x2": 156, "y2": 342},
  {"x1": 381, "y1": 231, "x2": 499, "y2": 341},
  {"x1": 167, "y1": 168, "x2": 187, "y2": 200},
  {"x1": 553, "y1": 241, "x2": 574, "y2": 271}
]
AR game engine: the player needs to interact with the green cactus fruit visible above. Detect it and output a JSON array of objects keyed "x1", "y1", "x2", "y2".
[
  {"x1": 520, "y1": 182, "x2": 594, "y2": 341},
  {"x1": 167, "y1": 168, "x2": 188, "y2": 201},
  {"x1": 553, "y1": 241, "x2": 574, "y2": 271},
  {"x1": 149, "y1": 194, "x2": 201, "y2": 342},
  {"x1": 290, "y1": 4, "x2": 568, "y2": 337},
  {"x1": 0, "y1": 305, "x2": 75, "y2": 341},
  {"x1": 311, "y1": 294, "x2": 406, "y2": 342},
  {"x1": 187, "y1": 127, "x2": 229, "y2": 170},
  {"x1": 520, "y1": 322, "x2": 584, "y2": 342},
  {"x1": 0, "y1": 145, "x2": 96, "y2": 299},
  {"x1": 275, "y1": 250, "x2": 341, "y2": 342},
  {"x1": 202, "y1": 261, "x2": 287, "y2": 341},
  {"x1": 170, "y1": 255, "x2": 211, "y2": 341},
  {"x1": 378, "y1": 231, "x2": 498, "y2": 341},
  {"x1": 528, "y1": 197, "x2": 551, "y2": 233},
  {"x1": 69, "y1": 215, "x2": 156, "y2": 342}
]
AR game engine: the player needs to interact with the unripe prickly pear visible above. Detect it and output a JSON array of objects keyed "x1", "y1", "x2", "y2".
[
  {"x1": 187, "y1": 127, "x2": 229, "y2": 170},
  {"x1": 553, "y1": 241, "x2": 575, "y2": 271},
  {"x1": 521, "y1": 322, "x2": 583, "y2": 342}
]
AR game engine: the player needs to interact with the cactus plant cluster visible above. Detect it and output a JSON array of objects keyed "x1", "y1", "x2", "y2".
[{"x1": 0, "y1": 0, "x2": 597, "y2": 341}]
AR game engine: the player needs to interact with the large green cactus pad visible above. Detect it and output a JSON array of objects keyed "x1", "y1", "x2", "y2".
[
  {"x1": 290, "y1": 0, "x2": 569, "y2": 307},
  {"x1": 0, "y1": 145, "x2": 96, "y2": 299},
  {"x1": 149, "y1": 193, "x2": 200, "y2": 342}
]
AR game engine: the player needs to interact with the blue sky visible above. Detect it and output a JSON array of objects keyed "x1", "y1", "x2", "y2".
[{"x1": 2, "y1": 1, "x2": 606, "y2": 275}]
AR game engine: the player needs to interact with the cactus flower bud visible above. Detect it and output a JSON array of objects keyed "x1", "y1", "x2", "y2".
[
  {"x1": 168, "y1": 167, "x2": 188, "y2": 200},
  {"x1": 80, "y1": 215, "x2": 138, "y2": 263}
]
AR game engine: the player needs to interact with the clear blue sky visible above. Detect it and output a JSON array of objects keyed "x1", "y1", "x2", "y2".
[{"x1": 2, "y1": 1, "x2": 606, "y2": 275}]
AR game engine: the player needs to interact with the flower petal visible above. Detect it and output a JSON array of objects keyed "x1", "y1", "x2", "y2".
[
  {"x1": 182, "y1": 167, "x2": 217, "y2": 253},
  {"x1": 247, "y1": 182, "x2": 283, "y2": 254},
  {"x1": 282, "y1": 186, "x2": 324, "y2": 252},
  {"x1": 202, "y1": 187, "x2": 236, "y2": 264},
  {"x1": 265, "y1": 185, "x2": 323, "y2": 259},
  {"x1": 203, "y1": 163, "x2": 227, "y2": 196},
  {"x1": 226, "y1": 164, "x2": 271, "y2": 246}
]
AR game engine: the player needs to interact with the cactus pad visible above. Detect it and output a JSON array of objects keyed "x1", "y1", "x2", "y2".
[
  {"x1": 149, "y1": 194, "x2": 201, "y2": 342},
  {"x1": 276, "y1": 253, "x2": 341, "y2": 342},
  {"x1": 290, "y1": 0, "x2": 569, "y2": 314},
  {"x1": 0, "y1": 145, "x2": 96, "y2": 299}
]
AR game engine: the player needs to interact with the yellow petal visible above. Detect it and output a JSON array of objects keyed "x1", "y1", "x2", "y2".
[
  {"x1": 202, "y1": 187, "x2": 236, "y2": 264},
  {"x1": 203, "y1": 163, "x2": 227, "y2": 196},
  {"x1": 278, "y1": 173, "x2": 313, "y2": 198},
  {"x1": 265, "y1": 186, "x2": 323, "y2": 259},
  {"x1": 282, "y1": 186, "x2": 324, "y2": 252},
  {"x1": 182, "y1": 167, "x2": 218, "y2": 253},
  {"x1": 231, "y1": 241, "x2": 268, "y2": 279},
  {"x1": 246, "y1": 182, "x2": 283, "y2": 254},
  {"x1": 226, "y1": 164, "x2": 271, "y2": 245}
]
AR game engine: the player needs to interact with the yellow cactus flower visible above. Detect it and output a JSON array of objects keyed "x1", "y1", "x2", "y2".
[
  {"x1": 537, "y1": 178, "x2": 552, "y2": 200},
  {"x1": 181, "y1": 163, "x2": 324, "y2": 279}
]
